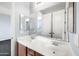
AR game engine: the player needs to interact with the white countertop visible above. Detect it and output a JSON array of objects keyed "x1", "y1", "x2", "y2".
[{"x1": 17, "y1": 36, "x2": 75, "y2": 56}]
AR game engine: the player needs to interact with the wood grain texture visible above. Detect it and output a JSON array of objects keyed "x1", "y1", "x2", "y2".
[
  {"x1": 17, "y1": 42, "x2": 26, "y2": 56},
  {"x1": 17, "y1": 42, "x2": 43, "y2": 56}
]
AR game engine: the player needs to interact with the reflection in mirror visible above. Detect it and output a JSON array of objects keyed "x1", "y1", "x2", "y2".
[
  {"x1": 25, "y1": 18, "x2": 30, "y2": 34},
  {"x1": 68, "y1": 3, "x2": 74, "y2": 33},
  {"x1": 19, "y1": 14, "x2": 30, "y2": 35},
  {"x1": 29, "y1": 2, "x2": 66, "y2": 41},
  {"x1": 38, "y1": 3, "x2": 66, "y2": 41},
  {"x1": 18, "y1": 2, "x2": 74, "y2": 42},
  {"x1": 68, "y1": 2, "x2": 74, "y2": 42}
]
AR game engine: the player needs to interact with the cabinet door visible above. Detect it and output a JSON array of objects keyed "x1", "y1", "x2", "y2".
[
  {"x1": 35, "y1": 51, "x2": 43, "y2": 56},
  {"x1": 27, "y1": 48, "x2": 35, "y2": 56},
  {"x1": 17, "y1": 42, "x2": 26, "y2": 56}
]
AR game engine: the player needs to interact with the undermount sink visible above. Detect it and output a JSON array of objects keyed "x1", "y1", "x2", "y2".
[
  {"x1": 52, "y1": 41, "x2": 60, "y2": 46},
  {"x1": 17, "y1": 35, "x2": 74, "y2": 56},
  {"x1": 50, "y1": 40, "x2": 66, "y2": 47}
]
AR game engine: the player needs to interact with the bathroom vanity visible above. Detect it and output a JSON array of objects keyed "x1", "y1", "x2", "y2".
[
  {"x1": 16, "y1": 36, "x2": 43, "y2": 56},
  {"x1": 17, "y1": 42, "x2": 43, "y2": 56},
  {"x1": 16, "y1": 36, "x2": 75, "y2": 56}
]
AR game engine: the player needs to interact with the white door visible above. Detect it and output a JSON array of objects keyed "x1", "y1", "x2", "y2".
[
  {"x1": 42, "y1": 13, "x2": 51, "y2": 37},
  {"x1": 53, "y1": 9, "x2": 65, "y2": 39}
]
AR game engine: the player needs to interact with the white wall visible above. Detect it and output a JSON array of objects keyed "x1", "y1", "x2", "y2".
[
  {"x1": 0, "y1": 3, "x2": 12, "y2": 40},
  {"x1": 0, "y1": 6, "x2": 11, "y2": 16},
  {"x1": 34, "y1": 2, "x2": 60, "y2": 11},
  {"x1": 0, "y1": 14, "x2": 10, "y2": 41}
]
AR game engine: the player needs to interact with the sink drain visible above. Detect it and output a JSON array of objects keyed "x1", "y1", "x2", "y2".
[{"x1": 53, "y1": 51, "x2": 55, "y2": 54}]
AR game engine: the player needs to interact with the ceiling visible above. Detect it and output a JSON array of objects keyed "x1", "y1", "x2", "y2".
[
  {"x1": 33, "y1": 2, "x2": 73, "y2": 14},
  {"x1": 0, "y1": 2, "x2": 30, "y2": 9},
  {"x1": 0, "y1": 2, "x2": 12, "y2": 9},
  {"x1": 40, "y1": 2, "x2": 65, "y2": 14},
  {"x1": 0, "y1": 2, "x2": 73, "y2": 14},
  {"x1": 34, "y1": 2, "x2": 60, "y2": 11}
]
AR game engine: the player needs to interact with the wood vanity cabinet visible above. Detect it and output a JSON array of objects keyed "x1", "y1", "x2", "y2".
[
  {"x1": 17, "y1": 42, "x2": 43, "y2": 56},
  {"x1": 27, "y1": 47, "x2": 43, "y2": 56},
  {"x1": 35, "y1": 51, "x2": 43, "y2": 56},
  {"x1": 17, "y1": 42, "x2": 27, "y2": 56},
  {"x1": 27, "y1": 48, "x2": 35, "y2": 56}
]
